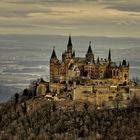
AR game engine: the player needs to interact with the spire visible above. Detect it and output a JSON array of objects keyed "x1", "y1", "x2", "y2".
[
  {"x1": 86, "y1": 41, "x2": 94, "y2": 62},
  {"x1": 72, "y1": 51, "x2": 75, "y2": 57},
  {"x1": 97, "y1": 56, "x2": 100, "y2": 64},
  {"x1": 50, "y1": 46, "x2": 57, "y2": 60},
  {"x1": 67, "y1": 34, "x2": 73, "y2": 53},
  {"x1": 87, "y1": 41, "x2": 93, "y2": 54},
  {"x1": 68, "y1": 34, "x2": 72, "y2": 47},
  {"x1": 108, "y1": 49, "x2": 111, "y2": 61},
  {"x1": 119, "y1": 62, "x2": 122, "y2": 67},
  {"x1": 128, "y1": 62, "x2": 129, "y2": 67}
]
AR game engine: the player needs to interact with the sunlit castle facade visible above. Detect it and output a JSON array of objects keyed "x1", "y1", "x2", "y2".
[{"x1": 50, "y1": 35, "x2": 129, "y2": 86}]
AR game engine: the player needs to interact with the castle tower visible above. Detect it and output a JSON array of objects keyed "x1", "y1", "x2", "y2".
[
  {"x1": 65, "y1": 35, "x2": 74, "y2": 62},
  {"x1": 119, "y1": 59, "x2": 129, "y2": 85},
  {"x1": 50, "y1": 46, "x2": 58, "y2": 82},
  {"x1": 86, "y1": 41, "x2": 94, "y2": 63}
]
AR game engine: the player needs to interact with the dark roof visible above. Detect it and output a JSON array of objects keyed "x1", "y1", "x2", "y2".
[
  {"x1": 87, "y1": 42, "x2": 93, "y2": 54},
  {"x1": 122, "y1": 59, "x2": 127, "y2": 66},
  {"x1": 51, "y1": 47, "x2": 57, "y2": 59},
  {"x1": 108, "y1": 49, "x2": 111, "y2": 60},
  {"x1": 97, "y1": 56, "x2": 100, "y2": 64},
  {"x1": 68, "y1": 35, "x2": 72, "y2": 46}
]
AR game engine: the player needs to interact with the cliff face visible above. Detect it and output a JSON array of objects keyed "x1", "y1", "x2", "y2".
[{"x1": 0, "y1": 97, "x2": 140, "y2": 140}]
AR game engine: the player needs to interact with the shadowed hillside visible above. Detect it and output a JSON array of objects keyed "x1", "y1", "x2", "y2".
[{"x1": 0, "y1": 96, "x2": 140, "y2": 140}]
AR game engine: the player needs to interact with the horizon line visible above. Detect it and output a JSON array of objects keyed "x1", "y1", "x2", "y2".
[{"x1": 0, "y1": 33, "x2": 140, "y2": 39}]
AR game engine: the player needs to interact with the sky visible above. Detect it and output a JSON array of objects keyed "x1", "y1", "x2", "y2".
[{"x1": 0, "y1": 0, "x2": 140, "y2": 37}]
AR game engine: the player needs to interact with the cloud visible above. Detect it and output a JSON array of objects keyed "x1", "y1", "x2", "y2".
[
  {"x1": 97, "y1": 0, "x2": 140, "y2": 13},
  {"x1": 106, "y1": 3, "x2": 140, "y2": 13},
  {"x1": 0, "y1": 0, "x2": 139, "y2": 37},
  {"x1": 85, "y1": 0, "x2": 140, "y2": 13},
  {"x1": 0, "y1": 0, "x2": 86, "y2": 18},
  {"x1": 1, "y1": 0, "x2": 81, "y2": 4},
  {"x1": 127, "y1": 13, "x2": 140, "y2": 17},
  {"x1": 2, "y1": 0, "x2": 140, "y2": 14},
  {"x1": 112, "y1": 20, "x2": 139, "y2": 26}
]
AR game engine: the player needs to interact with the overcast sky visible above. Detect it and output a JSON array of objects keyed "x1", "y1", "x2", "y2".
[{"x1": 0, "y1": 0, "x2": 140, "y2": 37}]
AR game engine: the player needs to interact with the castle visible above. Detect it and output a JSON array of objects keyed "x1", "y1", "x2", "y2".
[
  {"x1": 50, "y1": 35, "x2": 129, "y2": 86},
  {"x1": 35, "y1": 35, "x2": 140, "y2": 108}
]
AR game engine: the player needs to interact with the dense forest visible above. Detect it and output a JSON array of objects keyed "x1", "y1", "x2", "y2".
[{"x1": 0, "y1": 96, "x2": 140, "y2": 140}]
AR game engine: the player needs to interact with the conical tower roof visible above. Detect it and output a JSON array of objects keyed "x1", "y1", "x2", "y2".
[
  {"x1": 108, "y1": 49, "x2": 111, "y2": 61},
  {"x1": 87, "y1": 41, "x2": 93, "y2": 54},
  {"x1": 50, "y1": 46, "x2": 57, "y2": 59},
  {"x1": 67, "y1": 34, "x2": 72, "y2": 46}
]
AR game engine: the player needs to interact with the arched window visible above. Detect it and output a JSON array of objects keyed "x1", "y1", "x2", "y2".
[
  {"x1": 124, "y1": 74, "x2": 127, "y2": 80},
  {"x1": 117, "y1": 70, "x2": 119, "y2": 76},
  {"x1": 100, "y1": 82, "x2": 103, "y2": 85},
  {"x1": 113, "y1": 70, "x2": 115, "y2": 76},
  {"x1": 80, "y1": 66, "x2": 84, "y2": 76},
  {"x1": 95, "y1": 82, "x2": 98, "y2": 85},
  {"x1": 104, "y1": 81, "x2": 107, "y2": 85}
]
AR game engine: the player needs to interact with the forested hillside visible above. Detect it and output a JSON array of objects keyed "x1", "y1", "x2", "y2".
[{"x1": 0, "y1": 97, "x2": 140, "y2": 140}]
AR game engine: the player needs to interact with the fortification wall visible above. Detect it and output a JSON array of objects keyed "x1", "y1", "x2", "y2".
[
  {"x1": 72, "y1": 85, "x2": 116, "y2": 106},
  {"x1": 72, "y1": 84, "x2": 140, "y2": 108}
]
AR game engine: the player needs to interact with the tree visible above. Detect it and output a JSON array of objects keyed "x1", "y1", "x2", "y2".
[{"x1": 14, "y1": 93, "x2": 19, "y2": 104}]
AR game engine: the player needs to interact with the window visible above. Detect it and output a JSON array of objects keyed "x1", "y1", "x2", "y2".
[
  {"x1": 124, "y1": 74, "x2": 127, "y2": 80},
  {"x1": 117, "y1": 70, "x2": 119, "y2": 76},
  {"x1": 109, "y1": 96, "x2": 113, "y2": 101},
  {"x1": 113, "y1": 70, "x2": 115, "y2": 76}
]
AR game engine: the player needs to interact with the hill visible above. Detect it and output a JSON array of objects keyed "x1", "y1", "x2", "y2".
[{"x1": 0, "y1": 96, "x2": 140, "y2": 140}]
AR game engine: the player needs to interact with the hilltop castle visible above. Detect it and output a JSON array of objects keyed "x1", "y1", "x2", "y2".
[
  {"x1": 35, "y1": 35, "x2": 140, "y2": 107},
  {"x1": 50, "y1": 35, "x2": 129, "y2": 86}
]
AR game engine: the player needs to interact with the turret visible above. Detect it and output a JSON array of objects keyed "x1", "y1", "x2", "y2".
[
  {"x1": 50, "y1": 46, "x2": 58, "y2": 82},
  {"x1": 119, "y1": 59, "x2": 129, "y2": 84},
  {"x1": 121, "y1": 59, "x2": 129, "y2": 68},
  {"x1": 86, "y1": 41, "x2": 94, "y2": 63}
]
